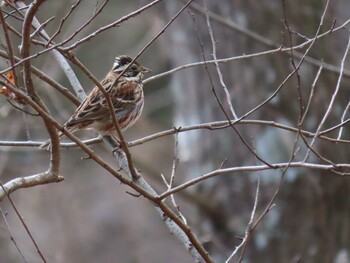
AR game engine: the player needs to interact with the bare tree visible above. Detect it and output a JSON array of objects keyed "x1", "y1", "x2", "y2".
[{"x1": 0, "y1": 0, "x2": 349, "y2": 262}]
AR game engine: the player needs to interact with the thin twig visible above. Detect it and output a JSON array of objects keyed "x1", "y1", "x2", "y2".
[
  {"x1": 337, "y1": 100, "x2": 350, "y2": 140},
  {"x1": 0, "y1": 177, "x2": 48, "y2": 263},
  {"x1": 300, "y1": 65, "x2": 323, "y2": 124},
  {"x1": 45, "y1": 0, "x2": 82, "y2": 47},
  {"x1": 282, "y1": 0, "x2": 304, "y2": 122},
  {"x1": 203, "y1": 0, "x2": 238, "y2": 119},
  {"x1": 16, "y1": 0, "x2": 86, "y2": 101},
  {"x1": 0, "y1": 49, "x2": 80, "y2": 105},
  {"x1": 30, "y1": 16, "x2": 54, "y2": 39},
  {"x1": 61, "y1": 0, "x2": 163, "y2": 51},
  {"x1": 299, "y1": 132, "x2": 337, "y2": 166},
  {"x1": 304, "y1": 30, "x2": 350, "y2": 162},
  {"x1": 0, "y1": 9, "x2": 19, "y2": 86},
  {"x1": 225, "y1": 177, "x2": 260, "y2": 263},
  {"x1": 2, "y1": 117, "x2": 350, "y2": 149},
  {"x1": 242, "y1": 3, "x2": 329, "y2": 126},
  {"x1": 188, "y1": 1, "x2": 350, "y2": 78},
  {"x1": 161, "y1": 133, "x2": 187, "y2": 223},
  {"x1": 0, "y1": 207, "x2": 28, "y2": 263},
  {"x1": 238, "y1": 129, "x2": 301, "y2": 262},
  {"x1": 190, "y1": 7, "x2": 274, "y2": 168},
  {"x1": 157, "y1": 161, "x2": 350, "y2": 200}
]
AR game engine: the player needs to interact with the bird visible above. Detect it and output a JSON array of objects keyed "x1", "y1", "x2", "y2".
[{"x1": 40, "y1": 55, "x2": 151, "y2": 149}]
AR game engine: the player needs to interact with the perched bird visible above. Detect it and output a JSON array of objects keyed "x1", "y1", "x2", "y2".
[{"x1": 40, "y1": 55, "x2": 151, "y2": 149}]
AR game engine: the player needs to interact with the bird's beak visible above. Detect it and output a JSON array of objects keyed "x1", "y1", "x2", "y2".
[{"x1": 141, "y1": 66, "x2": 152, "y2": 74}]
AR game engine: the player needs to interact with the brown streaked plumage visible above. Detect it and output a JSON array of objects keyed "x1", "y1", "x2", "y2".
[{"x1": 40, "y1": 55, "x2": 151, "y2": 149}]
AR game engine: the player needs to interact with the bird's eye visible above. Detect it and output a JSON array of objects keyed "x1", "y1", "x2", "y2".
[{"x1": 130, "y1": 65, "x2": 137, "y2": 71}]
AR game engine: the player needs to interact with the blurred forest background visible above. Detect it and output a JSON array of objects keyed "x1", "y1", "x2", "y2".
[{"x1": 0, "y1": 0, "x2": 350, "y2": 262}]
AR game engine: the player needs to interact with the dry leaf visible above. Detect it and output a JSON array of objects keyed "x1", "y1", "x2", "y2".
[{"x1": 1, "y1": 70, "x2": 26, "y2": 105}]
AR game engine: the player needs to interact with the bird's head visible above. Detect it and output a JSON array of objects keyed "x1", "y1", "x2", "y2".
[{"x1": 112, "y1": 55, "x2": 151, "y2": 80}]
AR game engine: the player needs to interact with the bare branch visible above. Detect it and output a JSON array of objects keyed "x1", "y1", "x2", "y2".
[
  {"x1": 29, "y1": 15, "x2": 54, "y2": 39},
  {"x1": 0, "y1": 49, "x2": 80, "y2": 105},
  {"x1": 225, "y1": 177, "x2": 260, "y2": 262},
  {"x1": 45, "y1": 0, "x2": 83, "y2": 46},
  {"x1": 0, "y1": 172, "x2": 64, "y2": 201},
  {"x1": 338, "y1": 100, "x2": 350, "y2": 140},
  {"x1": 158, "y1": 162, "x2": 350, "y2": 200},
  {"x1": 61, "y1": 0, "x2": 164, "y2": 51},
  {"x1": 203, "y1": 0, "x2": 238, "y2": 119},
  {"x1": 190, "y1": 7, "x2": 274, "y2": 167},
  {"x1": 2, "y1": 117, "x2": 350, "y2": 149},
  {"x1": 304, "y1": 30, "x2": 350, "y2": 161},
  {"x1": 189, "y1": 1, "x2": 350, "y2": 78},
  {"x1": 0, "y1": 207, "x2": 28, "y2": 263},
  {"x1": 300, "y1": 65, "x2": 323, "y2": 124},
  {"x1": 16, "y1": 1, "x2": 86, "y2": 100}
]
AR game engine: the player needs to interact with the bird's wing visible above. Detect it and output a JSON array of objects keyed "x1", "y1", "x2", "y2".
[{"x1": 65, "y1": 78, "x2": 137, "y2": 127}]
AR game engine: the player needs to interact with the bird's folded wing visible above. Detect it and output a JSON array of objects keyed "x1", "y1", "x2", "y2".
[{"x1": 66, "y1": 86, "x2": 136, "y2": 126}]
